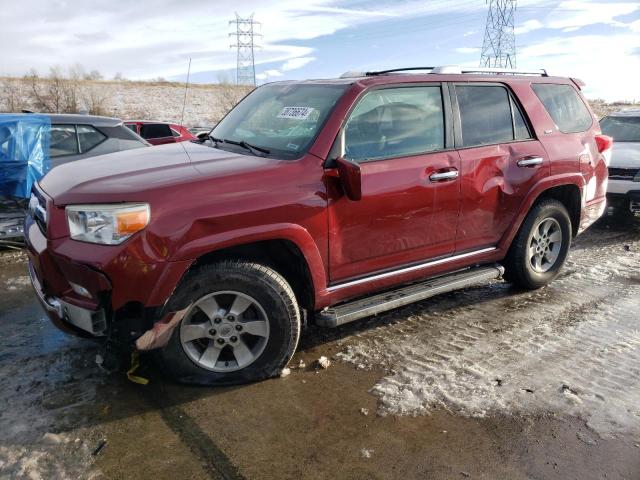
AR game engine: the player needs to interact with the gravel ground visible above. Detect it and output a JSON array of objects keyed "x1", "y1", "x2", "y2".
[{"x1": 0, "y1": 212, "x2": 638, "y2": 479}]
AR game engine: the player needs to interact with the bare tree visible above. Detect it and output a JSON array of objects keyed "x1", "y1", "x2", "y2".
[
  {"x1": 0, "y1": 80, "x2": 22, "y2": 113},
  {"x1": 82, "y1": 85, "x2": 110, "y2": 116}
]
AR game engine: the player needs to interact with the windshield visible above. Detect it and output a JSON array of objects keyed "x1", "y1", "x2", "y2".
[
  {"x1": 600, "y1": 116, "x2": 640, "y2": 142},
  {"x1": 210, "y1": 83, "x2": 348, "y2": 159}
]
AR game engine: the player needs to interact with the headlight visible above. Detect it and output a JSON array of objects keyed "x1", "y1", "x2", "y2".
[{"x1": 66, "y1": 203, "x2": 150, "y2": 245}]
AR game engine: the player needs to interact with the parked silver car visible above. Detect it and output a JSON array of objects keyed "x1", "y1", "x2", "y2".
[
  {"x1": 600, "y1": 109, "x2": 640, "y2": 214},
  {"x1": 1, "y1": 114, "x2": 148, "y2": 241},
  {"x1": 46, "y1": 114, "x2": 148, "y2": 168}
]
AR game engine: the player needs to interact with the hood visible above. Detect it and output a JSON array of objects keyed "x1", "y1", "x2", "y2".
[
  {"x1": 39, "y1": 142, "x2": 282, "y2": 205},
  {"x1": 610, "y1": 142, "x2": 640, "y2": 169}
]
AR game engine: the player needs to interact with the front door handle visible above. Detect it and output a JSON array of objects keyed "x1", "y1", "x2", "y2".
[
  {"x1": 429, "y1": 169, "x2": 459, "y2": 182},
  {"x1": 517, "y1": 156, "x2": 544, "y2": 168}
]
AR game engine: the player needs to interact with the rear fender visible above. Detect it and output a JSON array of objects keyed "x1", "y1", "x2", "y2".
[{"x1": 498, "y1": 174, "x2": 584, "y2": 251}]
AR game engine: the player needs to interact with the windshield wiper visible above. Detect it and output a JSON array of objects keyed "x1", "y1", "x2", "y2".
[{"x1": 207, "y1": 135, "x2": 270, "y2": 156}]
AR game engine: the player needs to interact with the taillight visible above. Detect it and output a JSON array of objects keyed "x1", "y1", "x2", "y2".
[
  {"x1": 595, "y1": 134, "x2": 613, "y2": 153},
  {"x1": 595, "y1": 134, "x2": 613, "y2": 166}
]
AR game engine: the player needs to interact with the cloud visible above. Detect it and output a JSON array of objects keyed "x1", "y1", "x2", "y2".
[
  {"x1": 514, "y1": 19, "x2": 544, "y2": 35},
  {"x1": 544, "y1": 1, "x2": 639, "y2": 31},
  {"x1": 281, "y1": 56, "x2": 317, "y2": 71},
  {"x1": 515, "y1": 1, "x2": 640, "y2": 35},
  {"x1": 256, "y1": 69, "x2": 283, "y2": 80},
  {"x1": 455, "y1": 47, "x2": 480, "y2": 54},
  {"x1": 463, "y1": 30, "x2": 476, "y2": 37},
  {"x1": 518, "y1": 32, "x2": 640, "y2": 101}
]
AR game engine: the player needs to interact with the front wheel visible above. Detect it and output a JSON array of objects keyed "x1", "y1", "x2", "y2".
[
  {"x1": 158, "y1": 261, "x2": 300, "y2": 385},
  {"x1": 504, "y1": 199, "x2": 572, "y2": 290}
]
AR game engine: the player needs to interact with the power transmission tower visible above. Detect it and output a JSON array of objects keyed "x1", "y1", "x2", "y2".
[
  {"x1": 479, "y1": 0, "x2": 517, "y2": 68},
  {"x1": 229, "y1": 13, "x2": 260, "y2": 86}
]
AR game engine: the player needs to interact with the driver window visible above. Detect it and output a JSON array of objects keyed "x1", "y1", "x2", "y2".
[{"x1": 344, "y1": 86, "x2": 445, "y2": 163}]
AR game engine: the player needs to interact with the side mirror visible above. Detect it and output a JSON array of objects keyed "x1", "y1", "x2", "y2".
[{"x1": 335, "y1": 157, "x2": 362, "y2": 201}]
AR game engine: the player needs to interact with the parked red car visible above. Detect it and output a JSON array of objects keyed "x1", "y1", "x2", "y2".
[
  {"x1": 124, "y1": 121, "x2": 196, "y2": 145},
  {"x1": 26, "y1": 66, "x2": 610, "y2": 385}
]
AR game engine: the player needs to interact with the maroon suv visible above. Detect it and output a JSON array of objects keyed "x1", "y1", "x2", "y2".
[{"x1": 25, "y1": 66, "x2": 611, "y2": 384}]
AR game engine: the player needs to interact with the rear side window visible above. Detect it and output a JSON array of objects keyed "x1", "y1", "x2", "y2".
[
  {"x1": 140, "y1": 123, "x2": 173, "y2": 139},
  {"x1": 77, "y1": 125, "x2": 106, "y2": 152},
  {"x1": 532, "y1": 83, "x2": 592, "y2": 133},
  {"x1": 456, "y1": 85, "x2": 531, "y2": 147},
  {"x1": 50, "y1": 125, "x2": 79, "y2": 157},
  {"x1": 344, "y1": 86, "x2": 445, "y2": 162},
  {"x1": 125, "y1": 124, "x2": 138, "y2": 133}
]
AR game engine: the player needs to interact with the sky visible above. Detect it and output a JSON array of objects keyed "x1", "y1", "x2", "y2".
[{"x1": 0, "y1": 0, "x2": 639, "y2": 101}]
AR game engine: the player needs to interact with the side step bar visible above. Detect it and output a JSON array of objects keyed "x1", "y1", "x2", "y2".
[{"x1": 316, "y1": 264, "x2": 504, "y2": 328}]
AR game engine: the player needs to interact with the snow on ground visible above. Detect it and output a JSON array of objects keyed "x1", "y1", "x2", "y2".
[{"x1": 337, "y1": 224, "x2": 640, "y2": 437}]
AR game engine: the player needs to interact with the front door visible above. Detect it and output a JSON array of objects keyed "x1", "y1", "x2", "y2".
[
  {"x1": 327, "y1": 84, "x2": 460, "y2": 283},
  {"x1": 452, "y1": 83, "x2": 550, "y2": 251}
]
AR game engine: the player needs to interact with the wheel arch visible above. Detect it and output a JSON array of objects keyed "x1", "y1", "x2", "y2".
[
  {"x1": 499, "y1": 176, "x2": 584, "y2": 251},
  {"x1": 186, "y1": 239, "x2": 317, "y2": 315}
]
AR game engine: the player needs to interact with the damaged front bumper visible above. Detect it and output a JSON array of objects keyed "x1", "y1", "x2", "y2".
[{"x1": 28, "y1": 260, "x2": 107, "y2": 336}]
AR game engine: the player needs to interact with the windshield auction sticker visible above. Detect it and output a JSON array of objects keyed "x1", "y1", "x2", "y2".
[{"x1": 277, "y1": 106, "x2": 315, "y2": 120}]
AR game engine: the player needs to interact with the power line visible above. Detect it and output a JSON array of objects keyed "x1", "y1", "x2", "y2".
[
  {"x1": 480, "y1": 0, "x2": 517, "y2": 68},
  {"x1": 229, "y1": 13, "x2": 261, "y2": 86}
]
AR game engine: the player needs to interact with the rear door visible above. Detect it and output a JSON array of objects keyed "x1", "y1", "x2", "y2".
[
  {"x1": 139, "y1": 123, "x2": 177, "y2": 145},
  {"x1": 452, "y1": 83, "x2": 549, "y2": 251},
  {"x1": 327, "y1": 84, "x2": 461, "y2": 282}
]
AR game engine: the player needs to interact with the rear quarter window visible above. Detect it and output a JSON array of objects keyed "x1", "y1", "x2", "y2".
[{"x1": 532, "y1": 83, "x2": 592, "y2": 134}]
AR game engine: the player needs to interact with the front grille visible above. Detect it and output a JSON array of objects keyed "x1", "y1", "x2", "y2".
[
  {"x1": 29, "y1": 187, "x2": 48, "y2": 234},
  {"x1": 608, "y1": 167, "x2": 640, "y2": 181}
]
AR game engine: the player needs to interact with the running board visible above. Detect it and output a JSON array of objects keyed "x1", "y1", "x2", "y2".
[{"x1": 316, "y1": 264, "x2": 504, "y2": 328}]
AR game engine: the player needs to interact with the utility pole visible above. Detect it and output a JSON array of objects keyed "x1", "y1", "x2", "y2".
[
  {"x1": 229, "y1": 13, "x2": 260, "y2": 86},
  {"x1": 479, "y1": 0, "x2": 517, "y2": 68}
]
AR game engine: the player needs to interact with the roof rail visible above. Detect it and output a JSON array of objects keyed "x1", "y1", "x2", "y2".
[
  {"x1": 356, "y1": 65, "x2": 548, "y2": 77},
  {"x1": 365, "y1": 67, "x2": 435, "y2": 76},
  {"x1": 454, "y1": 66, "x2": 548, "y2": 76}
]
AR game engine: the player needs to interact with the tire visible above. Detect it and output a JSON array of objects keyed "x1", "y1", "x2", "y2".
[
  {"x1": 158, "y1": 260, "x2": 300, "y2": 385},
  {"x1": 504, "y1": 199, "x2": 572, "y2": 290}
]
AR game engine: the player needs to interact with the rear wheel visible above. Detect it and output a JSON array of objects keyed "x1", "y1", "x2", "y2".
[
  {"x1": 504, "y1": 199, "x2": 572, "y2": 289},
  {"x1": 158, "y1": 261, "x2": 300, "y2": 385}
]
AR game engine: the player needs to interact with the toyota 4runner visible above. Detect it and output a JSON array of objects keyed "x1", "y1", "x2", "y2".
[{"x1": 25, "y1": 66, "x2": 611, "y2": 384}]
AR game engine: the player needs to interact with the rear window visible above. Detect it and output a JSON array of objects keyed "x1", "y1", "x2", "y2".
[
  {"x1": 456, "y1": 85, "x2": 531, "y2": 147},
  {"x1": 140, "y1": 123, "x2": 173, "y2": 139},
  {"x1": 532, "y1": 83, "x2": 592, "y2": 133},
  {"x1": 600, "y1": 116, "x2": 640, "y2": 142}
]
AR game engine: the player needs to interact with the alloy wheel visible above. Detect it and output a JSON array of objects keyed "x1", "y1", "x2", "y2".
[{"x1": 180, "y1": 290, "x2": 270, "y2": 372}]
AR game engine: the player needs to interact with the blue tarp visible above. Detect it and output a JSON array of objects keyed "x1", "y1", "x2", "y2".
[{"x1": 0, "y1": 114, "x2": 51, "y2": 199}]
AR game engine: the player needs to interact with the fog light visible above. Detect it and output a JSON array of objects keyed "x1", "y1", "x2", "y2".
[{"x1": 70, "y1": 282, "x2": 91, "y2": 298}]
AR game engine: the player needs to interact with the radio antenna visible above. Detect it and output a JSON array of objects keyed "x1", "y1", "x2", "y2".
[{"x1": 180, "y1": 58, "x2": 192, "y2": 126}]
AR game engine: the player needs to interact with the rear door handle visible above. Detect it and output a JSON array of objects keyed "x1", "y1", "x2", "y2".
[
  {"x1": 517, "y1": 156, "x2": 544, "y2": 168},
  {"x1": 429, "y1": 169, "x2": 459, "y2": 182}
]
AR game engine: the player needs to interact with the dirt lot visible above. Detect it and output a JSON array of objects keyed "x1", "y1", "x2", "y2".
[{"x1": 0, "y1": 213, "x2": 639, "y2": 480}]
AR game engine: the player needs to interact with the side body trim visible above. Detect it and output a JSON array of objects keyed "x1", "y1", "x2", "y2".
[{"x1": 327, "y1": 247, "x2": 496, "y2": 292}]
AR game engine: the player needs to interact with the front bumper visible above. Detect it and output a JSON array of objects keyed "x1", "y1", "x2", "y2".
[
  {"x1": 608, "y1": 191, "x2": 640, "y2": 213},
  {"x1": 28, "y1": 260, "x2": 107, "y2": 336}
]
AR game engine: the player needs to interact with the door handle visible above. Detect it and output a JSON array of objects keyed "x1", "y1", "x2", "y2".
[
  {"x1": 517, "y1": 156, "x2": 544, "y2": 168},
  {"x1": 429, "y1": 169, "x2": 459, "y2": 182}
]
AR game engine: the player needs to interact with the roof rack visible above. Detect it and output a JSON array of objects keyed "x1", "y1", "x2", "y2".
[{"x1": 356, "y1": 65, "x2": 548, "y2": 77}]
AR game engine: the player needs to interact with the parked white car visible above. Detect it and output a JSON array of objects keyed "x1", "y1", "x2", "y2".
[{"x1": 600, "y1": 109, "x2": 640, "y2": 215}]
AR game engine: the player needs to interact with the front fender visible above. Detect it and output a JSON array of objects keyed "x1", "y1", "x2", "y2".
[{"x1": 168, "y1": 222, "x2": 327, "y2": 301}]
